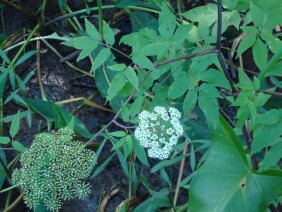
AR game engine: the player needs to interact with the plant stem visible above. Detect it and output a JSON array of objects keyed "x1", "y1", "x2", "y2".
[
  {"x1": 8, "y1": 23, "x2": 42, "y2": 69},
  {"x1": 97, "y1": 0, "x2": 104, "y2": 41}
]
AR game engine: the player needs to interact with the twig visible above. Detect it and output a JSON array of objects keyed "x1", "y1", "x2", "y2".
[
  {"x1": 36, "y1": 32, "x2": 47, "y2": 101},
  {"x1": 3, "y1": 193, "x2": 24, "y2": 212},
  {"x1": 99, "y1": 188, "x2": 120, "y2": 212},
  {"x1": 173, "y1": 142, "x2": 188, "y2": 208}
]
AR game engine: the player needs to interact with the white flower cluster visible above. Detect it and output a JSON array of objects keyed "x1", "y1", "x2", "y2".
[{"x1": 134, "y1": 106, "x2": 183, "y2": 160}]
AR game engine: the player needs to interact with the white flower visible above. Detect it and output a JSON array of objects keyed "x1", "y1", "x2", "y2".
[{"x1": 134, "y1": 106, "x2": 183, "y2": 160}]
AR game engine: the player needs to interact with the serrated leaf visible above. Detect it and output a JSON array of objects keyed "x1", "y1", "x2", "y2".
[
  {"x1": 251, "y1": 119, "x2": 282, "y2": 154},
  {"x1": 85, "y1": 19, "x2": 100, "y2": 40},
  {"x1": 259, "y1": 141, "x2": 282, "y2": 171},
  {"x1": 183, "y1": 88, "x2": 198, "y2": 116},
  {"x1": 107, "y1": 72, "x2": 126, "y2": 101},
  {"x1": 198, "y1": 87, "x2": 219, "y2": 127},
  {"x1": 12, "y1": 140, "x2": 25, "y2": 152},
  {"x1": 91, "y1": 48, "x2": 111, "y2": 72},
  {"x1": 133, "y1": 139, "x2": 149, "y2": 166},
  {"x1": 201, "y1": 69, "x2": 231, "y2": 89},
  {"x1": 9, "y1": 110, "x2": 20, "y2": 138},
  {"x1": 103, "y1": 21, "x2": 115, "y2": 45},
  {"x1": 129, "y1": 96, "x2": 144, "y2": 118},
  {"x1": 168, "y1": 72, "x2": 190, "y2": 100},
  {"x1": 158, "y1": 4, "x2": 176, "y2": 39},
  {"x1": 15, "y1": 50, "x2": 36, "y2": 67},
  {"x1": 0, "y1": 136, "x2": 10, "y2": 144},
  {"x1": 237, "y1": 35, "x2": 256, "y2": 57},
  {"x1": 252, "y1": 38, "x2": 268, "y2": 70},
  {"x1": 125, "y1": 66, "x2": 138, "y2": 89},
  {"x1": 63, "y1": 37, "x2": 99, "y2": 61}
]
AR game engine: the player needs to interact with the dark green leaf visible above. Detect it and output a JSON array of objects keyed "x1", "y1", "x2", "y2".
[
  {"x1": 168, "y1": 72, "x2": 190, "y2": 100},
  {"x1": 125, "y1": 66, "x2": 138, "y2": 89},
  {"x1": 260, "y1": 141, "x2": 282, "y2": 171},
  {"x1": 107, "y1": 72, "x2": 126, "y2": 101},
  {"x1": 252, "y1": 38, "x2": 268, "y2": 70},
  {"x1": 133, "y1": 138, "x2": 149, "y2": 166},
  {"x1": 90, "y1": 152, "x2": 116, "y2": 178},
  {"x1": 0, "y1": 49, "x2": 10, "y2": 64},
  {"x1": 183, "y1": 88, "x2": 198, "y2": 116},
  {"x1": 237, "y1": 35, "x2": 256, "y2": 57},
  {"x1": 91, "y1": 48, "x2": 111, "y2": 72},
  {"x1": 15, "y1": 50, "x2": 36, "y2": 67}
]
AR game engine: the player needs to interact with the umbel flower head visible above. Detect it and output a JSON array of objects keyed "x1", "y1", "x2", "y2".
[
  {"x1": 12, "y1": 127, "x2": 97, "y2": 212},
  {"x1": 134, "y1": 106, "x2": 183, "y2": 160}
]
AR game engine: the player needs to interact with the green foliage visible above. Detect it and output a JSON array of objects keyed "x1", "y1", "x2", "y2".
[
  {"x1": 12, "y1": 127, "x2": 96, "y2": 211},
  {"x1": 189, "y1": 115, "x2": 282, "y2": 211}
]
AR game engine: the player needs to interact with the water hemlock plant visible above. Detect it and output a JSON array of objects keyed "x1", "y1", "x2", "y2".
[
  {"x1": 134, "y1": 106, "x2": 183, "y2": 160},
  {"x1": 12, "y1": 127, "x2": 97, "y2": 211}
]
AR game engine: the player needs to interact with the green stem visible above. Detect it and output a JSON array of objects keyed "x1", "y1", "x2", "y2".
[
  {"x1": 8, "y1": 23, "x2": 42, "y2": 69},
  {"x1": 128, "y1": 161, "x2": 132, "y2": 198},
  {"x1": 0, "y1": 185, "x2": 18, "y2": 194},
  {"x1": 97, "y1": 0, "x2": 104, "y2": 41},
  {"x1": 0, "y1": 98, "x2": 2, "y2": 136}
]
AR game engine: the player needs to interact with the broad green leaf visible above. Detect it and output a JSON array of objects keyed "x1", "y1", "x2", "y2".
[
  {"x1": 251, "y1": 121, "x2": 282, "y2": 154},
  {"x1": 133, "y1": 138, "x2": 149, "y2": 166},
  {"x1": 12, "y1": 140, "x2": 25, "y2": 152},
  {"x1": 9, "y1": 110, "x2": 20, "y2": 138},
  {"x1": 85, "y1": 19, "x2": 100, "y2": 40},
  {"x1": 237, "y1": 35, "x2": 256, "y2": 57},
  {"x1": 63, "y1": 36, "x2": 99, "y2": 61},
  {"x1": 158, "y1": 3, "x2": 176, "y2": 39},
  {"x1": 0, "y1": 148, "x2": 6, "y2": 190},
  {"x1": 132, "y1": 53, "x2": 155, "y2": 70},
  {"x1": 250, "y1": 2, "x2": 265, "y2": 28},
  {"x1": 260, "y1": 141, "x2": 282, "y2": 171},
  {"x1": 130, "y1": 11, "x2": 158, "y2": 32},
  {"x1": 103, "y1": 21, "x2": 115, "y2": 45},
  {"x1": 108, "y1": 131, "x2": 127, "y2": 137},
  {"x1": 0, "y1": 49, "x2": 10, "y2": 64},
  {"x1": 15, "y1": 50, "x2": 36, "y2": 67},
  {"x1": 189, "y1": 115, "x2": 282, "y2": 211},
  {"x1": 91, "y1": 48, "x2": 111, "y2": 72},
  {"x1": 168, "y1": 72, "x2": 190, "y2": 100},
  {"x1": 201, "y1": 69, "x2": 231, "y2": 89},
  {"x1": 252, "y1": 38, "x2": 268, "y2": 70},
  {"x1": 222, "y1": 0, "x2": 250, "y2": 10},
  {"x1": 266, "y1": 61, "x2": 282, "y2": 77},
  {"x1": 183, "y1": 88, "x2": 198, "y2": 116},
  {"x1": 125, "y1": 66, "x2": 138, "y2": 89},
  {"x1": 0, "y1": 137, "x2": 10, "y2": 144},
  {"x1": 107, "y1": 72, "x2": 126, "y2": 101}
]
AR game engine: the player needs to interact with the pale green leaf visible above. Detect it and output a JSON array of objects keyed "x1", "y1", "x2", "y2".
[
  {"x1": 107, "y1": 73, "x2": 126, "y2": 101},
  {"x1": 15, "y1": 50, "x2": 36, "y2": 67},
  {"x1": 85, "y1": 19, "x2": 100, "y2": 40},
  {"x1": 103, "y1": 21, "x2": 115, "y2": 45},
  {"x1": 108, "y1": 131, "x2": 127, "y2": 137},
  {"x1": 9, "y1": 110, "x2": 21, "y2": 138},
  {"x1": 108, "y1": 63, "x2": 127, "y2": 72},
  {"x1": 133, "y1": 138, "x2": 149, "y2": 166},
  {"x1": 252, "y1": 38, "x2": 268, "y2": 70},
  {"x1": 158, "y1": 4, "x2": 176, "y2": 39},
  {"x1": 237, "y1": 35, "x2": 256, "y2": 57},
  {"x1": 129, "y1": 96, "x2": 144, "y2": 118},
  {"x1": 91, "y1": 48, "x2": 111, "y2": 72},
  {"x1": 0, "y1": 136, "x2": 10, "y2": 144},
  {"x1": 260, "y1": 141, "x2": 282, "y2": 171},
  {"x1": 12, "y1": 140, "x2": 25, "y2": 152},
  {"x1": 63, "y1": 37, "x2": 99, "y2": 61},
  {"x1": 168, "y1": 72, "x2": 190, "y2": 100},
  {"x1": 125, "y1": 66, "x2": 138, "y2": 89},
  {"x1": 183, "y1": 88, "x2": 198, "y2": 116},
  {"x1": 201, "y1": 69, "x2": 231, "y2": 89}
]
